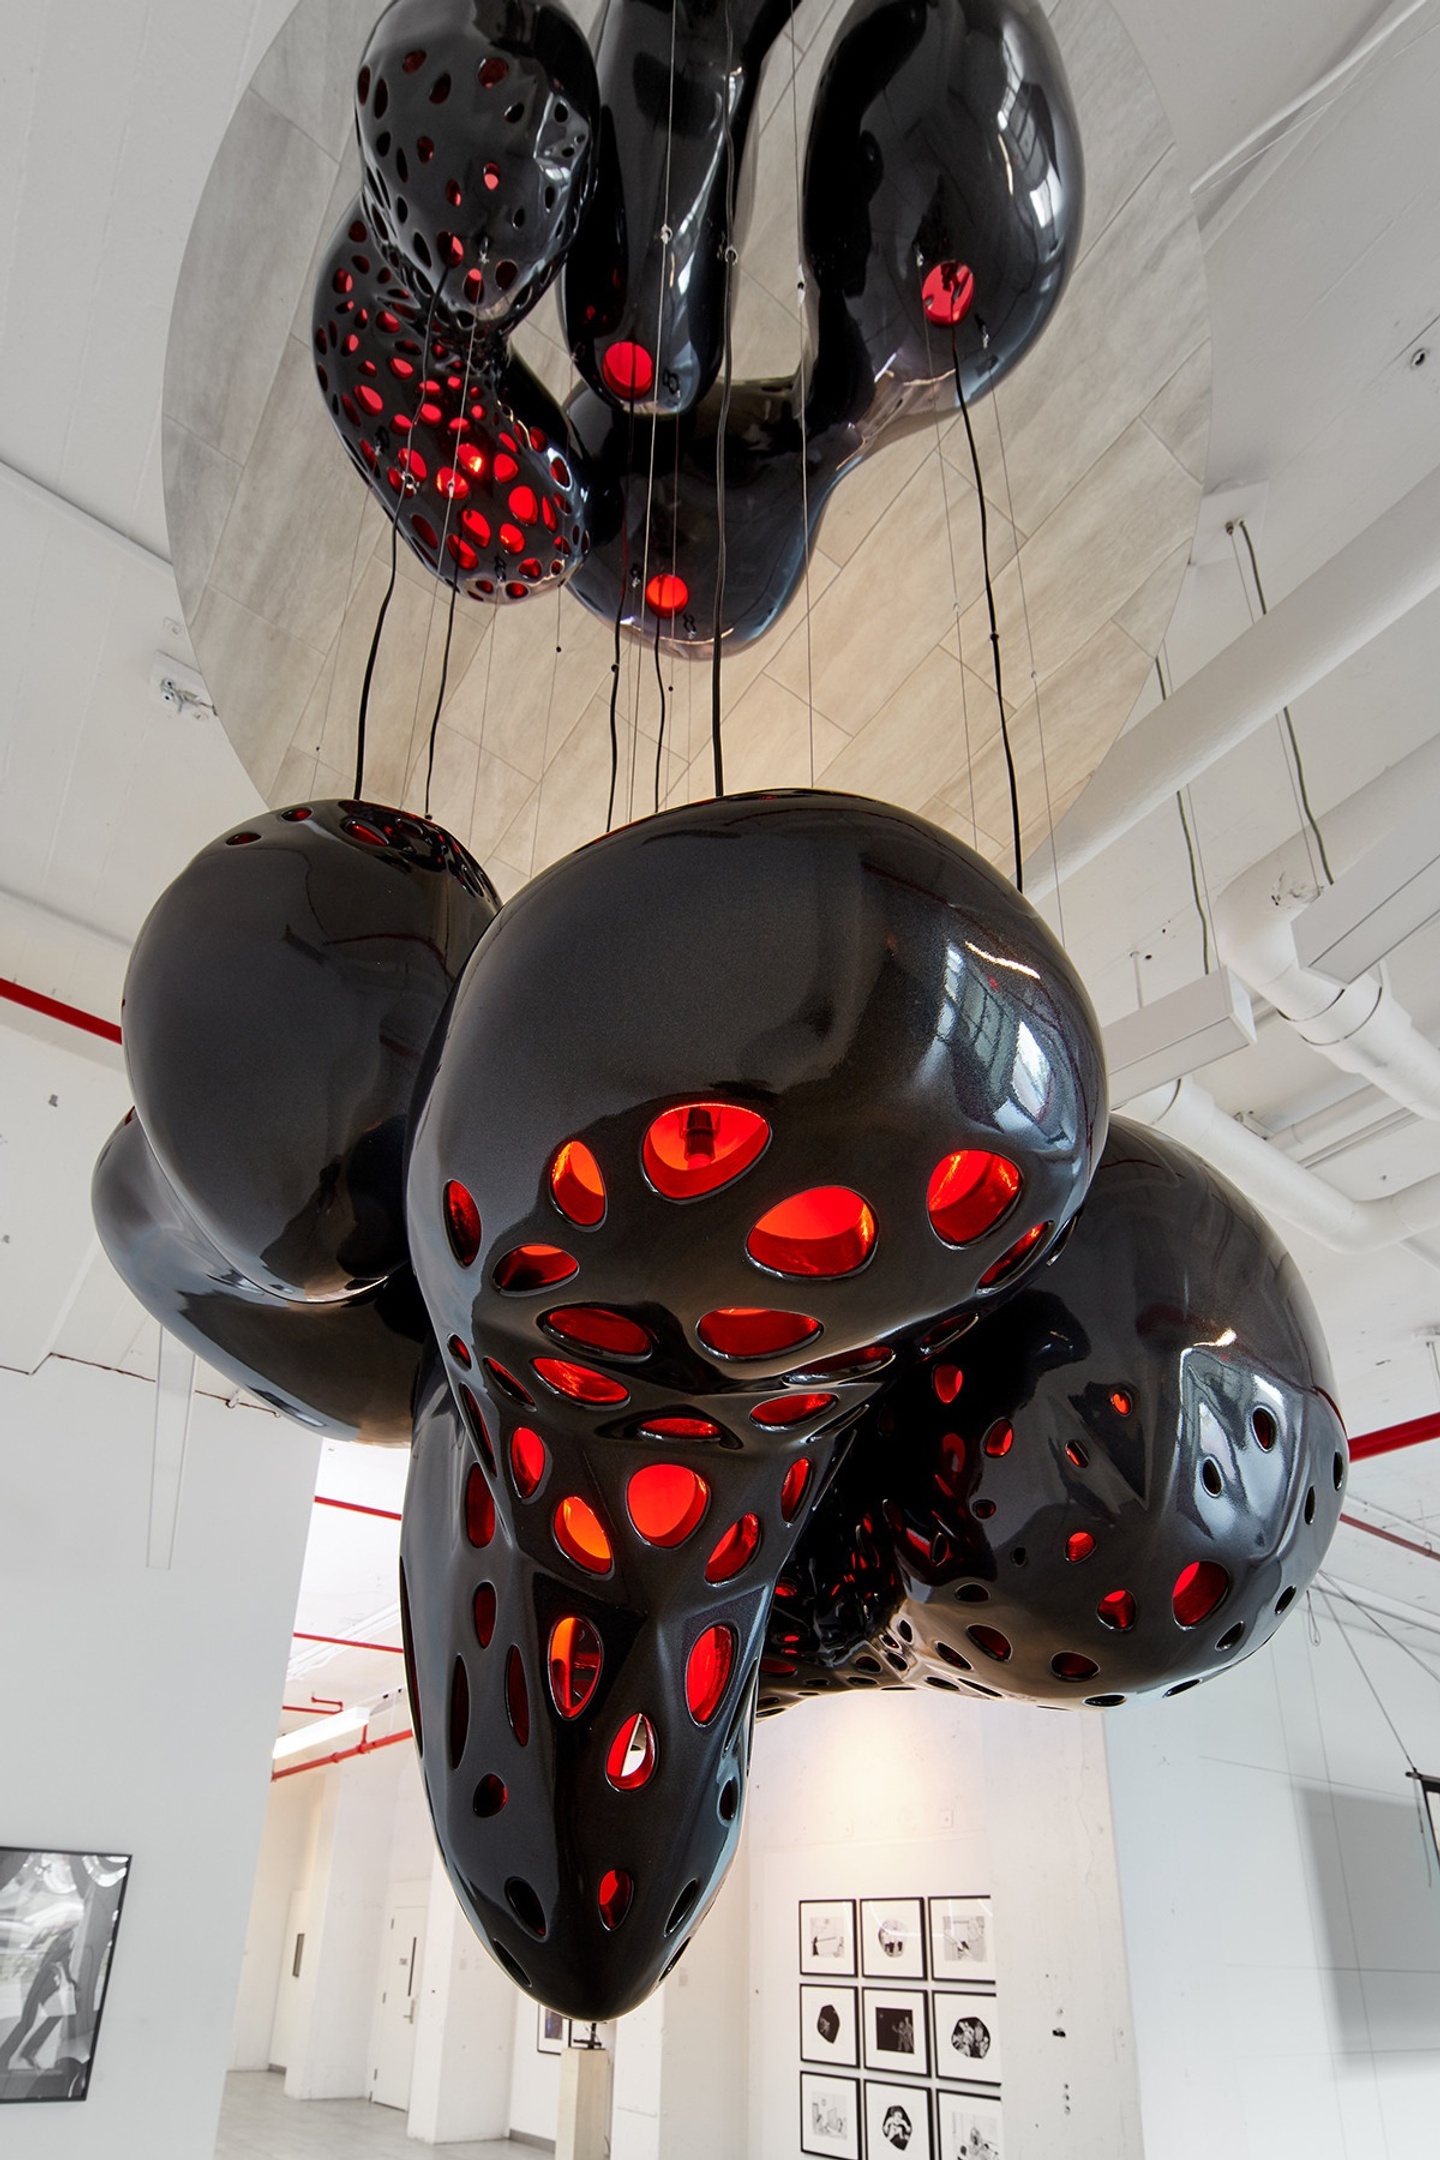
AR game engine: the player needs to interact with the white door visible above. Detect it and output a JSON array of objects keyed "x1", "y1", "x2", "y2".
[
  {"x1": 369, "y1": 1900, "x2": 427, "y2": 2111},
  {"x1": 268, "y1": 1889, "x2": 308, "y2": 2071}
]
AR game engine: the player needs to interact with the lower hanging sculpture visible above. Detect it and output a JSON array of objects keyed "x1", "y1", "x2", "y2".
[{"x1": 97, "y1": 790, "x2": 1346, "y2": 2019}]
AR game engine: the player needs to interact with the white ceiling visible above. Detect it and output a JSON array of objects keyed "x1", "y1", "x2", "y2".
[{"x1": 4, "y1": 0, "x2": 1440, "y2": 1703}]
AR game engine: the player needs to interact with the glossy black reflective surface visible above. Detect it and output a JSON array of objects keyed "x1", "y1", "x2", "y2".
[
  {"x1": 356, "y1": 0, "x2": 599, "y2": 329},
  {"x1": 562, "y1": 0, "x2": 798, "y2": 417},
  {"x1": 314, "y1": 225, "x2": 592, "y2": 602},
  {"x1": 93, "y1": 1116, "x2": 431, "y2": 1444},
  {"x1": 123, "y1": 800, "x2": 497, "y2": 1303},
  {"x1": 759, "y1": 1119, "x2": 1348, "y2": 1711}
]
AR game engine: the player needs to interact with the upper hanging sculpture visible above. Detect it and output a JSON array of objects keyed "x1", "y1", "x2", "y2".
[{"x1": 312, "y1": 0, "x2": 1081, "y2": 644}]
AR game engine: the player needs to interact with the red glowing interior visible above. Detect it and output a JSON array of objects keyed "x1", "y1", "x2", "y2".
[
  {"x1": 752, "y1": 1392, "x2": 835, "y2": 1429},
  {"x1": 494, "y1": 1243, "x2": 578, "y2": 1292},
  {"x1": 627, "y1": 1464, "x2": 709, "y2": 1546},
  {"x1": 545, "y1": 1306, "x2": 652, "y2": 1357},
  {"x1": 600, "y1": 340, "x2": 656, "y2": 400},
  {"x1": 967, "y1": 1625, "x2": 1013, "y2": 1662},
  {"x1": 447, "y1": 1334, "x2": 471, "y2": 1367},
  {"x1": 643, "y1": 1102, "x2": 770, "y2": 1200},
  {"x1": 1172, "y1": 1560, "x2": 1230, "y2": 1627},
  {"x1": 460, "y1": 1386, "x2": 494, "y2": 1470},
  {"x1": 550, "y1": 1139, "x2": 606, "y2": 1226},
  {"x1": 442, "y1": 1179, "x2": 481, "y2": 1265},
  {"x1": 747, "y1": 1187, "x2": 876, "y2": 1277},
  {"x1": 640, "y1": 1413, "x2": 722, "y2": 1440},
  {"x1": 780, "y1": 1458, "x2": 812, "y2": 1520},
  {"x1": 979, "y1": 1221, "x2": 1050, "y2": 1287},
  {"x1": 926, "y1": 1150, "x2": 1022, "y2": 1245},
  {"x1": 1097, "y1": 1588, "x2": 1136, "y2": 1632},
  {"x1": 534, "y1": 1356, "x2": 630, "y2": 1406},
  {"x1": 984, "y1": 1420, "x2": 1014, "y2": 1457},
  {"x1": 921, "y1": 260, "x2": 976, "y2": 325},
  {"x1": 1052, "y1": 1651, "x2": 1099, "y2": 1680},
  {"x1": 509, "y1": 1425, "x2": 547, "y2": 1498},
  {"x1": 598, "y1": 1868, "x2": 633, "y2": 1931},
  {"x1": 464, "y1": 1465, "x2": 494, "y2": 1548},
  {"x1": 548, "y1": 1615, "x2": 603, "y2": 1718},
  {"x1": 473, "y1": 1583, "x2": 496, "y2": 1647},
  {"x1": 1110, "y1": 1389, "x2": 1133, "y2": 1415},
  {"x1": 697, "y1": 1307, "x2": 820, "y2": 1358},
  {"x1": 1066, "y1": 1530, "x2": 1095, "y2": 1563},
  {"x1": 506, "y1": 1646, "x2": 530, "y2": 1744},
  {"x1": 933, "y1": 1363, "x2": 963, "y2": 1405},
  {"x1": 686, "y1": 1623, "x2": 736, "y2": 1724},
  {"x1": 705, "y1": 1514, "x2": 761, "y2": 1584},
  {"x1": 646, "y1": 572, "x2": 689, "y2": 616},
  {"x1": 553, "y1": 1494, "x2": 613, "y2": 1573},
  {"x1": 605, "y1": 1711, "x2": 657, "y2": 1790}
]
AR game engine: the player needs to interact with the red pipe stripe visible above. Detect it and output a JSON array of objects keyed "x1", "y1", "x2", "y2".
[
  {"x1": 1348, "y1": 1410, "x2": 1440, "y2": 1462},
  {"x1": 0, "y1": 974, "x2": 122, "y2": 1044},
  {"x1": 314, "y1": 1494, "x2": 402, "y2": 1522},
  {"x1": 1338, "y1": 1511, "x2": 1440, "y2": 1562},
  {"x1": 292, "y1": 1630, "x2": 405, "y2": 1654},
  {"x1": 271, "y1": 1728, "x2": 414, "y2": 1782},
  {"x1": 281, "y1": 1703, "x2": 344, "y2": 1715}
]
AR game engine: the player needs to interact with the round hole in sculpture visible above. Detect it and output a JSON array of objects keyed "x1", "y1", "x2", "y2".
[
  {"x1": 448, "y1": 1657, "x2": 469, "y2": 1768},
  {"x1": 550, "y1": 1139, "x2": 606, "y2": 1225},
  {"x1": 686, "y1": 1624, "x2": 735, "y2": 1724},
  {"x1": 1304, "y1": 1486, "x2": 1317, "y2": 1524},
  {"x1": 443, "y1": 1179, "x2": 481, "y2": 1264},
  {"x1": 967, "y1": 1625, "x2": 1012, "y2": 1662},
  {"x1": 697, "y1": 1307, "x2": 820, "y2": 1358},
  {"x1": 505, "y1": 1877, "x2": 546, "y2": 1938},
  {"x1": 719, "y1": 1777, "x2": 740, "y2": 1822},
  {"x1": 933, "y1": 1363, "x2": 963, "y2": 1405},
  {"x1": 1066, "y1": 1530, "x2": 1095, "y2": 1562},
  {"x1": 1252, "y1": 1406, "x2": 1278, "y2": 1450},
  {"x1": 1172, "y1": 1560, "x2": 1229, "y2": 1628},
  {"x1": 534, "y1": 1356, "x2": 629, "y2": 1406},
  {"x1": 1217, "y1": 1620, "x2": 1246, "y2": 1652},
  {"x1": 1200, "y1": 1457, "x2": 1224, "y2": 1497},
  {"x1": 926, "y1": 1149, "x2": 1021, "y2": 1244},
  {"x1": 984, "y1": 1419, "x2": 1013, "y2": 1457},
  {"x1": 606, "y1": 1711, "x2": 657, "y2": 1791},
  {"x1": 705, "y1": 1514, "x2": 761, "y2": 1583},
  {"x1": 464, "y1": 1465, "x2": 495, "y2": 1549},
  {"x1": 979, "y1": 1221, "x2": 1050, "y2": 1287},
  {"x1": 628, "y1": 1463, "x2": 710, "y2": 1546},
  {"x1": 665, "y1": 1878, "x2": 700, "y2": 1935},
  {"x1": 641, "y1": 1413, "x2": 723, "y2": 1441},
  {"x1": 473, "y1": 1584, "x2": 497, "y2": 1648},
  {"x1": 646, "y1": 572, "x2": 689, "y2": 616},
  {"x1": 1097, "y1": 1588, "x2": 1136, "y2": 1631},
  {"x1": 553, "y1": 1494, "x2": 613, "y2": 1574},
  {"x1": 747, "y1": 1187, "x2": 875, "y2": 1277},
  {"x1": 921, "y1": 259, "x2": 975, "y2": 325},
  {"x1": 509, "y1": 1425, "x2": 547, "y2": 1499},
  {"x1": 459, "y1": 1386, "x2": 494, "y2": 1471},
  {"x1": 447, "y1": 1334, "x2": 472, "y2": 1367},
  {"x1": 1052, "y1": 1652, "x2": 1099, "y2": 1680},
  {"x1": 548, "y1": 1615, "x2": 603, "y2": 1718},
  {"x1": 598, "y1": 1869, "x2": 633, "y2": 1931},
  {"x1": 494, "y1": 1244, "x2": 579, "y2": 1293},
  {"x1": 780, "y1": 1459, "x2": 812, "y2": 1520},
  {"x1": 544, "y1": 1305, "x2": 653, "y2": 1357},
  {"x1": 484, "y1": 1357, "x2": 534, "y2": 1405},
  {"x1": 753, "y1": 1393, "x2": 835, "y2": 1430},
  {"x1": 473, "y1": 1774, "x2": 506, "y2": 1817},
  {"x1": 643, "y1": 1103, "x2": 770, "y2": 1199},
  {"x1": 601, "y1": 340, "x2": 655, "y2": 400}
]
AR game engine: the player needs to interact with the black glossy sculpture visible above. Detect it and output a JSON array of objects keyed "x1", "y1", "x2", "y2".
[
  {"x1": 562, "y1": 0, "x2": 798, "y2": 417},
  {"x1": 94, "y1": 1115, "x2": 431, "y2": 1443},
  {"x1": 122, "y1": 800, "x2": 497, "y2": 1304},
  {"x1": 399, "y1": 790, "x2": 1105, "y2": 2004},
  {"x1": 355, "y1": 0, "x2": 599, "y2": 329},
  {"x1": 314, "y1": 225, "x2": 591, "y2": 602},
  {"x1": 758, "y1": 1119, "x2": 1349, "y2": 1712}
]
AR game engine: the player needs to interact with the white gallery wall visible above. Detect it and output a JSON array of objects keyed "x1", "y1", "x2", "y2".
[
  {"x1": 1107, "y1": 1595, "x2": 1440, "y2": 2159},
  {"x1": 0, "y1": 1352, "x2": 318, "y2": 2160}
]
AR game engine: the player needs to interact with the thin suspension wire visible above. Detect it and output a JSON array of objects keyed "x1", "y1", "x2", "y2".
[
  {"x1": 530, "y1": 582, "x2": 565, "y2": 879},
  {"x1": 606, "y1": 407, "x2": 636, "y2": 831},
  {"x1": 354, "y1": 294, "x2": 439, "y2": 798},
  {"x1": 786, "y1": 14, "x2": 816, "y2": 784},
  {"x1": 1156, "y1": 654, "x2": 1214, "y2": 972},
  {"x1": 709, "y1": 0, "x2": 738, "y2": 800},
  {"x1": 1232, "y1": 517, "x2": 1335, "y2": 883},
  {"x1": 992, "y1": 391, "x2": 1063, "y2": 942},
  {"x1": 951, "y1": 329, "x2": 1022, "y2": 889},
  {"x1": 630, "y1": 0, "x2": 680, "y2": 819},
  {"x1": 921, "y1": 303, "x2": 979, "y2": 850},
  {"x1": 1314, "y1": 1583, "x2": 1427, "y2": 1768},
  {"x1": 652, "y1": 615, "x2": 668, "y2": 811},
  {"x1": 418, "y1": 316, "x2": 481, "y2": 814},
  {"x1": 424, "y1": 580, "x2": 460, "y2": 816}
]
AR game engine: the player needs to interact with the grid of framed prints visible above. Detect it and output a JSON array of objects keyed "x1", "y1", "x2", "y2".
[{"x1": 796, "y1": 1896, "x2": 1002, "y2": 2159}]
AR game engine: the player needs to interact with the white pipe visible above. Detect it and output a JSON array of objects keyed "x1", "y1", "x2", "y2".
[
  {"x1": 1027, "y1": 462, "x2": 1440, "y2": 896},
  {"x1": 1124, "y1": 1077, "x2": 1440, "y2": 1252}
]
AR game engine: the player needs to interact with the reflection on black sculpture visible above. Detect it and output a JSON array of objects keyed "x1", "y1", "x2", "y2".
[
  {"x1": 312, "y1": 0, "x2": 1081, "y2": 645},
  {"x1": 99, "y1": 789, "x2": 1347, "y2": 2017}
]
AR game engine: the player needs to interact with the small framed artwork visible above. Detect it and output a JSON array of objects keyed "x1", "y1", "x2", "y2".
[
  {"x1": 0, "y1": 1848, "x2": 131, "y2": 2104},
  {"x1": 862, "y1": 1987, "x2": 931, "y2": 2076},
  {"x1": 935, "y1": 2088, "x2": 1004, "y2": 2160},
  {"x1": 800, "y1": 2070, "x2": 862, "y2": 2159},
  {"x1": 866, "y1": 2077, "x2": 934, "y2": 2159},
  {"x1": 536, "y1": 2005, "x2": 565, "y2": 2055},
  {"x1": 933, "y1": 1990, "x2": 1002, "y2": 2084},
  {"x1": 929, "y1": 1894, "x2": 995, "y2": 1984},
  {"x1": 860, "y1": 1896, "x2": 926, "y2": 1979},
  {"x1": 800, "y1": 1984, "x2": 859, "y2": 2067},
  {"x1": 566, "y1": 2019, "x2": 608, "y2": 2049},
  {"x1": 800, "y1": 1899, "x2": 857, "y2": 1977}
]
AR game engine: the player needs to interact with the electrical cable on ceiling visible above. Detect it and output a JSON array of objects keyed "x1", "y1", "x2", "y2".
[
  {"x1": 992, "y1": 393, "x2": 1066, "y2": 945},
  {"x1": 1232, "y1": 517, "x2": 1335, "y2": 883},
  {"x1": 1156, "y1": 656, "x2": 1214, "y2": 972},
  {"x1": 631, "y1": 0, "x2": 679, "y2": 824},
  {"x1": 951, "y1": 332, "x2": 1022, "y2": 889},
  {"x1": 709, "y1": 0, "x2": 738, "y2": 801}
]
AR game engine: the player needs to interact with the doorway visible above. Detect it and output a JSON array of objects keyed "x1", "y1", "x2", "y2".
[{"x1": 368, "y1": 1896, "x2": 427, "y2": 2111}]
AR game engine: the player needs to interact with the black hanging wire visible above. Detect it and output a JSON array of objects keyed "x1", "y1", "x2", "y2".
[
  {"x1": 652, "y1": 424, "x2": 682, "y2": 814},
  {"x1": 651, "y1": 615, "x2": 668, "y2": 810},
  {"x1": 606, "y1": 405, "x2": 636, "y2": 831},
  {"x1": 423, "y1": 580, "x2": 461, "y2": 817},
  {"x1": 709, "y1": 0, "x2": 738, "y2": 800},
  {"x1": 422, "y1": 314, "x2": 482, "y2": 816},
  {"x1": 1156, "y1": 656, "x2": 1214, "y2": 972},
  {"x1": 951, "y1": 328, "x2": 1021, "y2": 889},
  {"x1": 1234, "y1": 516, "x2": 1335, "y2": 883}
]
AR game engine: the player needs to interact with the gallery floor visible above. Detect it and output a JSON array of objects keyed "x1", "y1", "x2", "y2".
[{"x1": 214, "y1": 2073, "x2": 532, "y2": 2158}]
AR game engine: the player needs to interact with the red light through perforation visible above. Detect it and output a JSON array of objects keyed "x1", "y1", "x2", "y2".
[
  {"x1": 934, "y1": 1363, "x2": 963, "y2": 1405},
  {"x1": 1173, "y1": 1561, "x2": 1229, "y2": 1628},
  {"x1": 747, "y1": 1188, "x2": 876, "y2": 1277},
  {"x1": 752, "y1": 1393, "x2": 835, "y2": 1429},
  {"x1": 1097, "y1": 1588, "x2": 1136, "y2": 1631},
  {"x1": 483, "y1": 1358, "x2": 533, "y2": 1405},
  {"x1": 598, "y1": 1868, "x2": 633, "y2": 1930},
  {"x1": 509, "y1": 1426, "x2": 547, "y2": 1498},
  {"x1": 1052, "y1": 1651, "x2": 1099, "y2": 1681},
  {"x1": 686, "y1": 1624, "x2": 735, "y2": 1723},
  {"x1": 548, "y1": 1615, "x2": 603, "y2": 1717},
  {"x1": 601, "y1": 340, "x2": 656, "y2": 400},
  {"x1": 506, "y1": 1646, "x2": 530, "y2": 1743},
  {"x1": 927, "y1": 1150, "x2": 1022, "y2": 1244},
  {"x1": 545, "y1": 1306, "x2": 652, "y2": 1357},
  {"x1": 646, "y1": 572, "x2": 689, "y2": 616},
  {"x1": 1066, "y1": 1530, "x2": 1095, "y2": 1562},
  {"x1": 922, "y1": 260, "x2": 976, "y2": 324},
  {"x1": 705, "y1": 1514, "x2": 762, "y2": 1583},
  {"x1": 967, "y1": 1625, "x2": 1012, "y2": 1662},
  {"x1": 627, "y1": 1464, "x2": 709, "y2": 1546},
  {"x1": 464, "y1": 1465, "x2": 495, "y2": 1548},
  {"x1": 640, "y1": 1413, "x2": 723, "y2": 1440},
  {"x1": 697, "y1": 1308, "x2": 820, "y2": 1358},
  {"x1": 983, "y1": 1420, "x2": 1013, "y2": 1457},
  {"x1": 494, "y1": 1244, "x2": 578, "y2": 1292},
  {"x1": 780, "y1": 1459, "x2": 812, "y2": 1520},
  {"x1": 553, "y1": 1494, "x2": 613, "y2": 1573},
  {"x1": 550, "y1": 1139, "x2": 606, "y2": 1226},
  {"x1": 473, "y1": 1583, "x2": 496, "y2": 1646},
  {"x1": 605, "y1": 1712, "x2": 657, "y2": 1790},
  {"x1": 443, "y1": 1180, "x2": 481, "y2": 1264},
  {"x1": 979, "y1": 1221, "x2": 1050, "y2": 1287},
  {"x1": 534, "y1": 1357, "x2": 629, "y2": 1406},
  {"x1": 643, "y1": 1103, "x2": 770, "y2": 1199}
]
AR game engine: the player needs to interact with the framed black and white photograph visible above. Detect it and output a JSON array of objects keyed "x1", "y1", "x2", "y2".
[
  {"x1": 934, "y1": 2088, "x2": 1004, "y2": 2160},
  {"x1": 860, "y1": 1896, "x2": 926, "y2": 1979},
  {"x1": 800, "y1": 1984, "x2": 859, "y2": 2067},
  {"x1": 928, "y1": 1894, "x2": 995, "y2": 1984},
  {"x1": 800, "y1": 1899, "x2": 857, "y2": 1978},
  {"x1": 866, "y1": 2077, "x2": 934, "y2": 2158},
  {"x1": 862, "y1": 1986, "x2": 931, "y2": 2076},
  {"x1": 933, "y1": 1990, "x2": 1002, "y2": 2085},
  {"x1": 0, "y1": 1848, "x2": 130, "y2": 2104},
  {"x1": 800, "y1": 2070, "x2": 862, "y2": 2160},
  {"x1": 536, "y1": 2005, "x2": 565, "y2": 2055}
]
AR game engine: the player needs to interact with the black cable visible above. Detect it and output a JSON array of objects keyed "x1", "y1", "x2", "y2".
[
  {"x1": 652, "y1": 614, "x2": 668, "y2": 813},
  {"x1": 607, "y1": 409, "x2": 636, "y2": 832},
  {"x1": 1157, "y1": 657, "x2": 1214, "y2": 973},
  {"x1": 709, "y1": 0, "x2": 738, "y2": 801},
  {"x1": 355, "y1": 510, "x2": 399, "y2": 800},
  {"x1": 1235, "y1": 518, "x2": 1334, "y2": 883},
  {"x1": 952, "y1": 332, "x2": 1021, "y2": 889},
  {"x1": 423, "y1": 578, "x2": 460, "y2": 817}
]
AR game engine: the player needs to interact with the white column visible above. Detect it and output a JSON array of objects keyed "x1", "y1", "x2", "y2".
[
  {"x1": 284, "y1": 1747, "x2": 402, "y2": 2100},
  {"x1": 406, "y1": 1852, "x2": 518, "y2": 2143}
]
